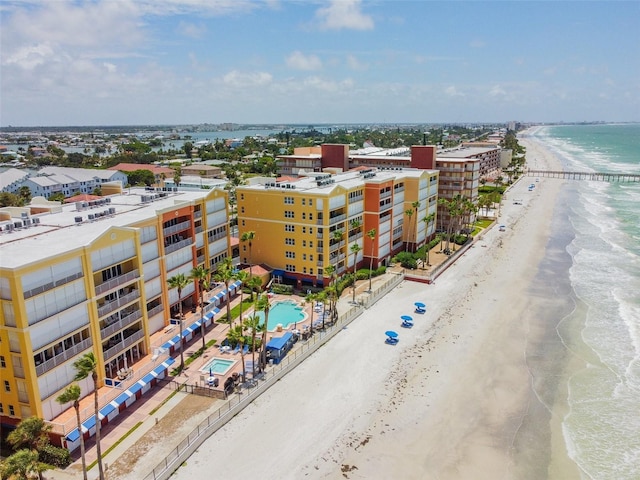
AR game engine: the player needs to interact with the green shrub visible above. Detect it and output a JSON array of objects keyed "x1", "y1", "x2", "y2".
[
  {"x1": 394, "y1": 252, "x2": 417, "y2": 269},
  {"x1": 271, "y1": 284, "x2": 293, "y2": 295},
  {"x1": 39, "y1": 443, "x2": 71, "y2": 468},
  {"x1": 375, "y1": 266, "x2": 386, "y2": 275}
]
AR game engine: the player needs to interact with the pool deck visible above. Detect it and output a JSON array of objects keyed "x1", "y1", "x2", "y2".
[{"x1": 46, "y1": 276, "x2": 387, "y2": 480}]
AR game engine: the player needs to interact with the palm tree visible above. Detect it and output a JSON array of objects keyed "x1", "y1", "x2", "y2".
[
  {"x1": 410, "y1": 200, "x2": 421, "y2": 251},
  {"x1": 227, "y1": 324, "x2": 247, "y2": 383},
  {"x1": 244, "y1": 313, "x2": 261, "y2": 379},
  {"x1": 404, "y1": 208, "x2": 414, "y2": 252},
  {"x1": 167, "y1": 273, "x2": 190, "y2": 373},
  {"x1": 247, "y1": 275, "x2": 262, "y2": 302},
  {"x1": 421, "y1": 213, "x2": 436, "y2": 267},
  {"x1": 73, "y1": 352, "x2": 105, "y2": 480},
  {"x1": 213, "y1": 257, "x2": 235, "y2": 328},
  {"x1": 7, "y1": 417, "x2": 51, "y2": 452},
  {"x1": 190, "y1": 266, "x2": 210, "y2": 352},
  {"x1": 234, "y1": 270, "x2": 249, "y2": 324},
  {"x1": 323, "y1": 264, "x2": 336, "y2": 322},
  {"x1": 0, "y1": 449, "x2": 48, "y2": 480},
  {"x1": 256, "y1": 293, "x2": 271, "y2": 371},
  {"x1": 350, "y1": 243, "x2": 362, "y2": 304},
  {"x1": 240, "y1": 231, "x2": 256, "y2": 277},
  {"x1": 56, "y1": 385, "x2": 87, "y2": 480},
  {"x1": 366, "y1": 229, "x2": 377, "y2": 292},
  {"x1": 305, "y1": 292, "x2": 317, "y2": 334}
]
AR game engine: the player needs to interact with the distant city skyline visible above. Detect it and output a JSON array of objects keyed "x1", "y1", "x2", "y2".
[{"x1": 1, "y1": 0, "x2": 638, "y2": 127}]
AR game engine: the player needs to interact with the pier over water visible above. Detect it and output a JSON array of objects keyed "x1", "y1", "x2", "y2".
[{"x1": 527, "y1": 169, "x2": 640, "y2": 183}]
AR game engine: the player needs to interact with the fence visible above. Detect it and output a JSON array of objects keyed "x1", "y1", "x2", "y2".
[{"x1": 143, "y1": 271, "x2": 404, "y2": 480}]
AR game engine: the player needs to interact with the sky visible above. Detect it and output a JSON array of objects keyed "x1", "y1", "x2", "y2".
[{"x1": 1, "y1": 0, "x2": 638, "y2": 127}]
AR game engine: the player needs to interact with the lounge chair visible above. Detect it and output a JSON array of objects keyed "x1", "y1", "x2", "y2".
[
  {"x1": 401, "y1": 320, "x2": 413, "y2": 329},
  {"x1": 415, "y1": 307, "x2": 426, "y2": 314},
  {"x1": 232, "y1": 344, "x2": 241, "y2": 354},
  {"x1": 385, "y1": 337, "x2": 399, "y2": 345},
  {"x1": 242, "y1": 344, "x2": 249, "y2": 355}
]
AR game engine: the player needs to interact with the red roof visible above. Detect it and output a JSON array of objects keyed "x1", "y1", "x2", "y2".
[
  {"x1": 64, "y1": 194, "x2": 103, "y2": 203},
  {"x1": 108, "y1": 163, "x2": 174, "y2": 175}
]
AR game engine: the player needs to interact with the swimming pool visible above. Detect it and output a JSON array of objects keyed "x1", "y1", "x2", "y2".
[
  {"x1": 255, "y1": 300, "x2": 306, "y2": 331},
  {"x1": 201, "y1": 357, "x2": 236, "y2": 375}
]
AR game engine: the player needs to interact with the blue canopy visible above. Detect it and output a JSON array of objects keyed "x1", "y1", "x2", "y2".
[
  {"x1": 415, "y1": 302, "x2": 425, "y2": 308},
  {"x1": 401, "y1": 315, "x2": 413, "y2": 322},
  {"x1": 266, "y1": 332, "x2": 293, "y2": 351},
  {"x1": 385, "y1": 330, "x2": 398, "y2": 338}
]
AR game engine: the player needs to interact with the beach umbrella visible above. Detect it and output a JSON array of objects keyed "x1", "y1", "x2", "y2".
[
  {"x1": 414, "y1": 302, "x2": 425, "y2": 308},
  {"x1": 401, "y1": 315, "x2": 413, "y2": 322},
  {"x1": 385, "y1": 330, "x2": 398, "y2": 338}
]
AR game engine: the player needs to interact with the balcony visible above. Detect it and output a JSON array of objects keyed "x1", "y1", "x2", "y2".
[
  {"x1": 329, "y1": 213, "x2": 346, "y2": 225},
  {"x1": 348, "y1": 231, "x2": 363, "y2": 242},
  {"x1": 194, "y1": 210, "x2": 202, "y2": 219},
  {"x1": 23, "y1": 272, "x2": 84, "y2": 299},
  {"x1": 165, "y1": 238, "x2": 194, "y2": 255},
  {"x1": 95, "y1": 269, "x2": 139, "y2": 296},
  {"x1": 35, "y1": 338, "x2": 93, "y2": 376},
  {"x1": 380, "y1": 190, "x2": 392, "y2": 200},
  {"x1": 100, "y1": 309, "x2": 142, "y2": 339},
  {"x1": 163, "y1": 220, "x2": 191, "y2": 236},
  {"x1": 97, "y1": 290, "x2": 140, "y2": 318},
  {"x1": 102, "y1": 329, "x2": 145, "y2": 362},
  {"x1": 147, "y1": 304, "x2": 164, "y2": 319}
]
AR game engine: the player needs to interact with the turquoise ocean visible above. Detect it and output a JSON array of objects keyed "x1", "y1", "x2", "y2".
[{"x1": 532, "y1": 125, "x2": 640, "y2": 479}]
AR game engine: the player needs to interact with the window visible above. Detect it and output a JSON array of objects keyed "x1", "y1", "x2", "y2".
[
  {"x1": 284, "y1": 211, "x2": 294, "y2": 218},
  {"x1": 309, "y1": 213, "x2": 313, "y2": 220},
  {"x1": 285, "y1": 264, "x2": 295, "y2": 272},
  {"x1": 240, "y1": 194, "x2": 244, "y2": 200},
  {"x1": 302, "y1": 213, "x2": 306, "y2": 220},
  {"x1": 309, "y1": 241, "x2": 313, "y2": 248},
  {"x1": 302, "y1": 240, "x2": 306, "y2": 247},
  {"x1": 285, "y1": 251, "x2": 295, "y2": 259},
  {"x1": 285, "y1": 238, "x2": 295, "y2": 245},
  {"x1": 4, "y1": 381, "x2": 10, "y2": 392},
  {"x1": 241, "y1": 207, "x2": 245, "y2": 214},
  {"x1": 0, "y1": 356, "x2": 5, "y2": 368},
  {"x1": 242, "y1": 220, "x2": 245, "y2": 226},
  {"x1": 302, "y1": 227, "x2": 306, "y2": 233},
  {"x1": 310, "y1": 228, "x2": 313, "y2": 234},
  {"x1": 9, "y1": 405, "x2": 15, "y2": 416},
  {"x1": 302, "y1": 199, "x2": 306, "y2": 205},
  {"x1": 310, "y1": 255, "x2": 314, "y2": 261},
  {"x1": 302, "y1": 254, "x2": 307, "y2": 260},
  {"x1": 0, "y1": 403, "x2": 3, "y2": 414},
  {"x1": 284, "y1": 196, "x2": 294, "y2": 204},
  {"x1": 285, "y1": 225, "x2": 295, "y2": 232}
]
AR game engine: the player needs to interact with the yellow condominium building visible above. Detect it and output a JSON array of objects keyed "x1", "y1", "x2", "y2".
[
  {"x1": 236, "y1": 167, "x2": 438, "y2": 288},
  {"x1": 0, "y1": 187, "x2": 230, "y2": 444}
]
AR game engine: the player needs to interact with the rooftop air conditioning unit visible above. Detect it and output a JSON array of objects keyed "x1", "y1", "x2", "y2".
[
  {"x1": 14, "y1": 221, "x2": 23, "y2": 229},
  {"x1": 74, "y1": 216, "x2": 83, "y2": 224},
  {"x1": 88, "y1": 214, "x2": 95, "y2": 220},
  {"x1": 6, "y1": 224, "x2": 14, "y2": 232},
  {"x1": 32, "y1": 217, "x2": 40, "y2": 225}
]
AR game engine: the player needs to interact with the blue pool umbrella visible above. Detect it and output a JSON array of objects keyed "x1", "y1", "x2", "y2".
[
  {"x1": 401, "y1": 315, "x2": 413, "y2": 322},
  {"x1": 414, "y1": 302, "x2": 425, "y2": 308},
  {"x1": 385, "y1": 330, "x2": 398, "y2": 338}
]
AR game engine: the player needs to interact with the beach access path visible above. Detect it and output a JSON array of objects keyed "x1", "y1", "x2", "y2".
[{"x1": 166, "y1": 131, "x2": 580, "y2": 480}]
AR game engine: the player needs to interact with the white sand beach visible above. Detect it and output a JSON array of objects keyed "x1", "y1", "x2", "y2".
[{"x1": 166, "y1": 131, "x2": 581, "y2": 480}]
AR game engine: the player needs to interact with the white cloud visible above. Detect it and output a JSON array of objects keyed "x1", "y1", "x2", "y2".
[
  {"x1": 315, "y1": 0, "x2": 374, "y2": 31},
  {"x1": 4, "y1": 43, "x2": 55, "y2": 70},
  {"x1": 223, "y1": 70, "x2": 273, "y2": 88},
  {"x1": 177, "y1": 21, "x2": 207, "y2": 39},
  {"x1": 489, "y1": 85, "x2": 507, "y2": 97},
  {"x1": 286, "y1": 51, "x2": 322, "y2": 71},
  {"x1": 346, "y1": 54, "x2": 367, "y2": 71},
  {"x1": 445, "y1": 85, "x2": 465, "y2": 97}
]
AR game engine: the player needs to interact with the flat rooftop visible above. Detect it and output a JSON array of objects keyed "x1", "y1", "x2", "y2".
[{"x1": 0, "y1": 188, "x2": 221, "y2": 270}]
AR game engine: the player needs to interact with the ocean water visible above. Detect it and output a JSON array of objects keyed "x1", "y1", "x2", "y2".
[{"x1": 534, "y1": 125, "x2": 640, "y2": 479}]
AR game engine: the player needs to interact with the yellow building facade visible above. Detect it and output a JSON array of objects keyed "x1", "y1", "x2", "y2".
[{"x1": 0, "y1": 187, "x2": 230, "y2": 435}]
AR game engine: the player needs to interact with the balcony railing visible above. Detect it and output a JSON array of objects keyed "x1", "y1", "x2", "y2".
[
  {"x1": 100, "y1": 309, "x2": 142, "y2": 339},
  {"x1": 380, "y1": 190, "x2": 392, "y2": 200},
  {"x1": 102, "y1": 329, "x2": 145, "y2": 362},
  {"x1": 147, "y1": 304, "x2": 164, "y2": 319},
  {"x1": 95, "y1": 269, "x2": 139, "y2": 296},
  {"x1": 163, "y1": 220, "x2": 191, "y2": 236},
  {"x1": 194, "y1": 210, "x2": 202, "y2": 219},
  {"x1": 35, "y1": 338, "x2": 93, "y2": 376},
  {"x1": 23, "y1": 272, "x2": 84, "y2": 299},
  {"x1": 97, "y1": 290, "x2": 140, "y2": 318},
  {"x1": 329, "y1": 213, "x2": 346, "y2": 225},
  {"x1": 165, "y1": 238, "x2": 194, "y2": 255}
]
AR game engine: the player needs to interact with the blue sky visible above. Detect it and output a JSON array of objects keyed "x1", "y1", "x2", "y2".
[{"x1": 1, "y1": 0, "x2": 638, "y2": 126}]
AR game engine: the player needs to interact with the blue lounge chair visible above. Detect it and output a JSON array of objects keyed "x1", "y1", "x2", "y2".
[
  {"x1": 401, "y1": 320, "x2": 413, "y2": 328},
  {"x1": 233, "y1": 344, "x2": 241, "y2": 354},
  {"x1": 242, "y1": 344, "x2": 249, "y2": 355}
]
